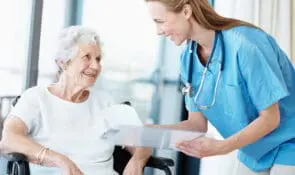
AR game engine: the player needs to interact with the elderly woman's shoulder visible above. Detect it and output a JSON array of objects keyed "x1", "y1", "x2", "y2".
[
  {"x1": 11, "y1": 86, "x2": 46, "y2": 106},
  {"x1": 20, "y1": 85, "x2": 46, "y2": 98}
]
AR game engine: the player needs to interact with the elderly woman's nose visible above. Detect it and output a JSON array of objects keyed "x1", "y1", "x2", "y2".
[{"x1": 89, "y1": 58, "x2": 100, "y2": 69}]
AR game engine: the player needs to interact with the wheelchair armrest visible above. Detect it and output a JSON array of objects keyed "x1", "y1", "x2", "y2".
[
  {"x1": 113, "y1": 146, "x2": 174, "y2": 174},
  {"x1": 118, "y1": 101, "x2": 174, "y2": 174},
  {"x1": 146, "y1": 156, "x2": 174, "y2": 169},
  {"x1": 2, "y1": 152, "x2": 30, "y2": 175},
  {"x1": 4, "y1": 153, "x2": 27, "y2": 162}
]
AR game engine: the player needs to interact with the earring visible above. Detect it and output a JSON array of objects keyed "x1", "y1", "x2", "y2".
[{"x1": 62, "y1": 65, "x2": 67, "y2": 71}]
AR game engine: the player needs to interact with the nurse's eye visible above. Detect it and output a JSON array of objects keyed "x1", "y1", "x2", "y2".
[{"x1": 154, "y1": 19, "x2": 165, "y2": 24}]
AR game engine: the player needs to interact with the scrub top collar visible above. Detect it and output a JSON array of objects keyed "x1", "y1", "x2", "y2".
[{"x1": 189, "y1": 30, "x2": 224, "y2": 74}]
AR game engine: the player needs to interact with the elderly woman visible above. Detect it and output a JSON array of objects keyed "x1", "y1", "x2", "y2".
[{"x1": 0, "y1": 26, "x2": 150, "y2": 175}]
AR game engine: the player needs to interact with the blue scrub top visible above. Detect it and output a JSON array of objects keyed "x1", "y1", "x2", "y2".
[{"x1": 180, "y1": 26, "x2": 295, "y2": 172}]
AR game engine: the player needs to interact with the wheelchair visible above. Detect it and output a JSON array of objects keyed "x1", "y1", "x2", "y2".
[{"x1": 0, "y1": 96, "x2": 174, "y2": 175}]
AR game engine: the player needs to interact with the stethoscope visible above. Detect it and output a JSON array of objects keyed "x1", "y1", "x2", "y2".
[{"x1": 181, "y1": 31, "x2": 225, "y2": 110}]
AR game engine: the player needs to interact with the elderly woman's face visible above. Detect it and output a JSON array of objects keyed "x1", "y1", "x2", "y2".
[{"x1": 64, "y1": 43, "x2": 102, "y2": 87}]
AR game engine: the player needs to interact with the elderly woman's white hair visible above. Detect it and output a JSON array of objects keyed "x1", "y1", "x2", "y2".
[{"x1": 54, "y1": 26, "x2": 101, "y2": 70}]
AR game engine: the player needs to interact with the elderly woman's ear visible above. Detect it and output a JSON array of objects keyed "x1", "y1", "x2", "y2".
[{"x1": 56, "y1": 60, "x2": 67, "y2": 72}]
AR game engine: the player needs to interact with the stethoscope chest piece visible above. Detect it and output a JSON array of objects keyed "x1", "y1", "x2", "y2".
[{"x1": 181, "y1": 83, "x2": 194, "y2": 97}]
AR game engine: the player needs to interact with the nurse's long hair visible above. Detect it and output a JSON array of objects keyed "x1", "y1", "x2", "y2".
[{"x1": 145, "y1": 0, "x2": 258, "y2": 30}]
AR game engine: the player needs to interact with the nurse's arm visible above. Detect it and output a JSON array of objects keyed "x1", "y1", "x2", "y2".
[
  {"x1": 125, "y1": 112, "x2": 208, "y2": 167},
  {"x1": 146, "y1": 111, "x2": 208, "y2": 132},
  {"x1": 222, "y1": 103, "x2": 280, "y2": 153}
]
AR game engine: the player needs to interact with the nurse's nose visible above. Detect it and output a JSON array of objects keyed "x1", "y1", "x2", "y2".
[
  {"x1": 157, "y1": 30, "x2": 165, "y2": 36},
  {"x1": 156, "y1": 26, "x2": 164, "y2": 35}
]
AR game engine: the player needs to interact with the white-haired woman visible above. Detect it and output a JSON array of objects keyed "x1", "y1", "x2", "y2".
[{"x1": 0, "y1": 26, "x2": 150, "y2": 175}]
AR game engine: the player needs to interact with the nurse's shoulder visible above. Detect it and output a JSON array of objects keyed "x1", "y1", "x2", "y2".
[
  {"x1": 222, "y1": 25, "x2": 271, "y2": 49},
  {"x1": 223, "y1": 25, "x2": 280, "y2": 67}
]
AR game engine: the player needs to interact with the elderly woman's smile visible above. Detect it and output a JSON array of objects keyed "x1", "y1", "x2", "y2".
[
  {"x1": 83, "y1": 70, "x2": 97, "y2": 78},
  {"x1": 57, "y1": 41, "x2": 102, "y2": 88}
]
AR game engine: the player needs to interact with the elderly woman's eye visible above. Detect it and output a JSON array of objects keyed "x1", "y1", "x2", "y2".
[
  {"x1": 83, "y1": 54, "x2": 90, "y2": 60},
  {"x1": 96, "y1": 56, "x2": 101, "y2": 62}
]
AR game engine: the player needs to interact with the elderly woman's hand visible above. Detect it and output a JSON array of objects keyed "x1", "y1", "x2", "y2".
[
  {"x1": 176, "y1": 137, "x2": 229, "y2": 158},
  {"x1": 57, "y1": 155, "x2": 84, "y2": 175},
  {"x1": 123, "y1": 157, "x2": 145, "y2": 175}
]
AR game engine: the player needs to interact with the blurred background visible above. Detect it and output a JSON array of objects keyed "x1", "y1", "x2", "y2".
[{"x1": 0, "y1": 0, "x2": 294, "y2": 174}]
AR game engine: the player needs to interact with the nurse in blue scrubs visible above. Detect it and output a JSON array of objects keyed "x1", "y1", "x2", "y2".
[{"x1": 145, "y1": 0, "x2": 295, "y2": 174}]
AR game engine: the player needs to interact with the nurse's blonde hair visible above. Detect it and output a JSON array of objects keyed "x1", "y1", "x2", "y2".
[{"x1": 145, "y1": 0, "x2": 258, "y2": 30}]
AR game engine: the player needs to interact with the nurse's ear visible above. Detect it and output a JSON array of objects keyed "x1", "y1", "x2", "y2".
[{"x1": 182, "y1": 4, "x2": 192, "y2": 20}]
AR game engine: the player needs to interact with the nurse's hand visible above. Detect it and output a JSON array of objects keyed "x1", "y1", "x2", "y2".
[
  {"x1": 175, "y1": 137, "x2": 229, "y2": 158},
  {"x1": 123, "y1": 157, "x2": 144, "y2": 175}
]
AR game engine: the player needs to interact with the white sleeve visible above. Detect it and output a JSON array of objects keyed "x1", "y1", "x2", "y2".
[
  {"x1": 91, "y1": 90, "x2": 116, "y2": 109},
  {"x1": 101, "y1": 91, "x2": 115, "y2": 107},
  {"x1": 9, "y1": 87, "x2": 40, "y2": 134}
]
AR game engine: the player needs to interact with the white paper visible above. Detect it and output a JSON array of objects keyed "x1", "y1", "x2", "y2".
[
  {"x1": 98, "y1": 104, "x2": 143, "y2": 128},
  {"x1": 101, "y1": 125, "x2": 205, "y2": 150}
]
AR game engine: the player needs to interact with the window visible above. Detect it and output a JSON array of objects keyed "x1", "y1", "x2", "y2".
[
  {"x1": 37, "y1": 0, "x2": 67, "y2": 85},
  {"x1": 82, "y1": 0, "x2": 161, "y2": 121},
  {"x1": 0, "y1": 1, "x2": 32, "y2": 96}
]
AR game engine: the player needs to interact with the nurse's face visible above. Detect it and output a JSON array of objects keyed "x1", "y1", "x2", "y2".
[{"x1": 147, "y1": 1, "x2": 192, "y2": 46}]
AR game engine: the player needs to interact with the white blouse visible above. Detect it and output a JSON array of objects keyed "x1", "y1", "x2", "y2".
[{"x1": 10, "y1": 86, "x2": 118, "y2": 175}]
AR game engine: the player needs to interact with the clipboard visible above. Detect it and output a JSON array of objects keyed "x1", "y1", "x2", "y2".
[{"x1": 101, "y1": 125, "x2": 205, "y2": 150}]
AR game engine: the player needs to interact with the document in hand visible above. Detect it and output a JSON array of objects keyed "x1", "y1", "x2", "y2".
[
  {"x1": 101, "y1": 125, "x2": 205, "y2": 150},
  {"x1": 98, "y1": 104, "x2": 144, "y2": 128}
]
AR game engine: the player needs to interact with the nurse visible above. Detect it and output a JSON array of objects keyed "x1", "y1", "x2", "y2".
[{"x1": 145, "y1": 0, "x2": 295, "y2": 174}]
